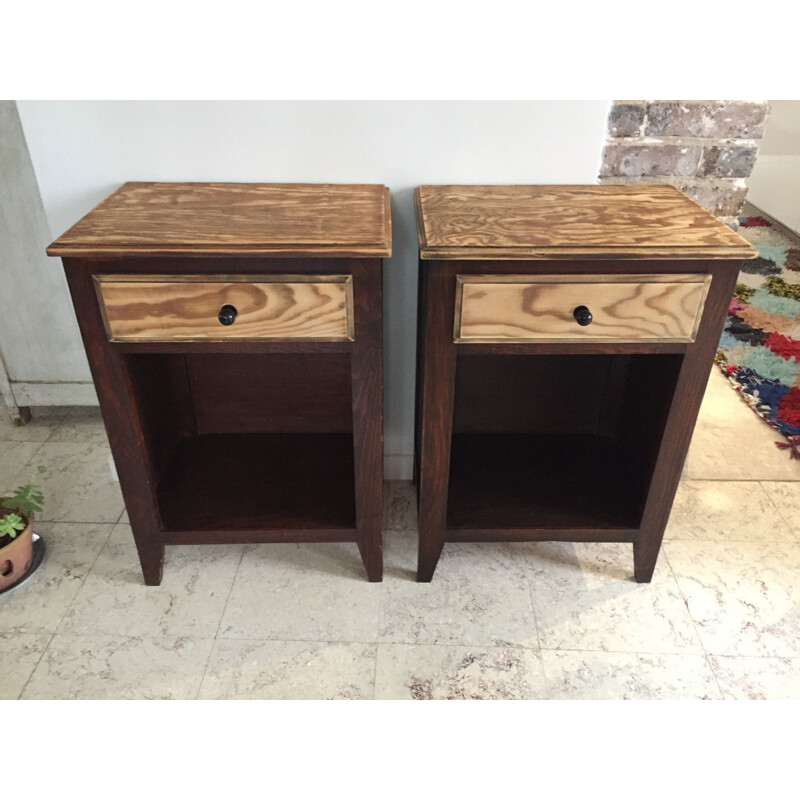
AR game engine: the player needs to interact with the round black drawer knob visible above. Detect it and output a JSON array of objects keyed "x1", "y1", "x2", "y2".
[
  {"x1": 573, "y1": 305, "x2": 593, "y2": 326},
  {"x1": 218, "y1": 304, "x2": 238, "y2": 326}
]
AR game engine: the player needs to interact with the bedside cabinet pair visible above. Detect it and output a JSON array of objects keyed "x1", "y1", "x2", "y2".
[{"x1": 48, "y1": 182, "x2": 755, "y2": 586}]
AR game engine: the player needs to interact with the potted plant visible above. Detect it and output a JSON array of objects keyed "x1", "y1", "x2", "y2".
[{"x1": 0, "y1": 469, "x2": 44, "y2": 591}]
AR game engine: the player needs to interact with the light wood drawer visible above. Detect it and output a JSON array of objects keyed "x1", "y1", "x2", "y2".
[
  {"x1": 455, "y1": 274, "x2": 711, "y2": 343},
  {"x1": 94, "y1": 275, "x2": 354, "y2": 342}
]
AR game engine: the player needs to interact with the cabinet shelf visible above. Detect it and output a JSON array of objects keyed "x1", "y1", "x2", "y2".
[
  {"x1": 446, "y1": 432, "x2": 642, "y2": 531},
  {"x1": 157, "y1": 432, "x2": 356, "y2": 532}
]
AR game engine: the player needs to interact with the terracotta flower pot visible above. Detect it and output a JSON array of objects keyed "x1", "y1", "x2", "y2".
[{"x1": 0, "y1": 513, "x2": 33, "y2": 591}]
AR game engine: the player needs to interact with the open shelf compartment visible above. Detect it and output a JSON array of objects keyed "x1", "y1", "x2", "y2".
[
  {"x1": 446, "y1": 353, "x2": 683, "y2": 532},
  {"x1": 124, "y1": 352, "x2": 356, "y2": 532}
]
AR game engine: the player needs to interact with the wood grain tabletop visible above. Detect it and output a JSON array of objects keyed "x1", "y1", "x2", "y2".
[
  {"x1": 48, "y1": 182, "x2": 392, "y2": 258},
  {"x1": 415, "y1": 184, "x2": 757, "y2": 260}
]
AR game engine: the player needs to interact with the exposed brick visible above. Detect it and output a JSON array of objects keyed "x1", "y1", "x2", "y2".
[
  {"x1": 644, "y1": 101, "x2": 769, "y2": 139},
  {"x1": 600, "y1": 100, "x2": 767, "y2": 221},
  {"x1": 700, "y1": 145, "x2": 759, "y2": 178},
  {"x1": 607, "y1": 103, "x2": 645, "y2": 137},
  {"x1": 600, "y1": 144, "x2": 702, "y2": 178},
  {"x1": 676, "y1": 179, "x2": 748, "y2": 217}
]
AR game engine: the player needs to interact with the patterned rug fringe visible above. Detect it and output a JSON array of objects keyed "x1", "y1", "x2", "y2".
[
  {"x1": 775, "y1": 436, "x2": 800, "y2": 459},
  {"x1": 716, "y1": 361, "x2": 800, "y2": 457}
]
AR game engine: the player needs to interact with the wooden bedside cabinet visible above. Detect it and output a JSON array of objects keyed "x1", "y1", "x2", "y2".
[
  {"x1": 413, "y1": 184, "x2": 756, "y2": 582},
  {"x1": 48, "y1": 182, "x2": 391, "y2": 585}
]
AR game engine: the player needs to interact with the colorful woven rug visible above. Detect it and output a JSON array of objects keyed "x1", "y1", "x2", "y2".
[{"x1": 716, "y1": 215, "x2": 800, "y2": 459}]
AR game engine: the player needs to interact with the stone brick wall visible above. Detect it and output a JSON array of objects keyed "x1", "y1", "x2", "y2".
[{"x1": 599, "y1": 101, "x2": 770, "y2": 225}]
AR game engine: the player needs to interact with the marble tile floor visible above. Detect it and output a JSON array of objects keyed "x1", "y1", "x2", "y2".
[{"x1": 1, "y1": 368, "x2": 800, "y2": 700}]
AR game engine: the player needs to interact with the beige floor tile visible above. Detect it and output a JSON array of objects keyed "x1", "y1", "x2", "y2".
[
  {"x1": 0, "y1": 408, "x2": 63, "y2": 443},
  {"x1": 47, "y1": 407, "x2": 109, "y2": 446},
  {"x1": 761, "y1": 483, "x2": 800, "y2": 534},
  {"x1": 0, "y1": 522, "x2": 113, "y2": 634},
  {"x1": 684, "y1": 369, "x2": 800, "y2": 481},
  {"x1": 709, "y1": 655, "x2": 800, "y2": 699},
  {"x1": 375, "y1": 643, "x2": 545, "y2": 699},
  {"x1": 199, "y1": 639, "x2": 377, "y2": 699},
  {"x1": 22, "y1": 634, "x2": 213, "y2": 699},
  {"x1": 0, "y1": 633, "x2": 50, "y2": 699},
  {"x1": 541, "y1": 650, "x2": 722, "y2": 700},
  {"x1": 58, "y1": 523, "x2": 243, "y2": 638},
  {"x1": 519, "y1": 542, "x2": 703, "y2": 654},
  {"x1": 665, "y1": 481, "x2": 797, "y2": 542},
  {"x1": 380, "y1": 529, "x2": 538, "y2": 647},
  {"x1": 0, "y1": 441, "x2": 45, "y2": 495},
  {"x1": 665, "y1": 541, "x2": 800, "y2": 657},
  {"x1": 23, "y1": 441, "x2": 124, "y2": 523},
  {"x1": 384, "y1": 480, "x2": 417, "y2": 531},
  {"x1": 218, "y1": 542, "x2": 381, "y2": 642}
]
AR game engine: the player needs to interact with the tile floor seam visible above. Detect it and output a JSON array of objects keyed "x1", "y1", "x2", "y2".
[
  {"x1": 682, "y1": 477, "x2": 800, "y2": 483},
  {"x1": 212, "y1": 546, "x2": 247, "y2": 640},
  {"x1": 51, "y1": 524, "x2": 117, "y2": 637},
  {"x1": 41, "y1": 419, "x2": 67, "y2": 445},
  {"x1": 518, "y1": 548, "x2": 543, "y2": 653},
  {"x1": 759, "y1": 481, "x2": 800, "y2": 535},
  {"x1": 37, "y1": 518, "x2": 124, "y2": 525},
  {"x1": 667, "y1": 536, "x2": 800, "y2": 544},
  {"x1": 372, "y1": 554, "x2": 385, "y2": 700},
  {"x1": 17, "y1": 632, "x2": 55, "y2": 700},
  {"x1": 197, "y1": 547, "x2": 249, "y2": 698},
  {"x1": 377, "y1": 641, "x2": 542, "y2": 652},
  {"x1": 536, "y1": 645, "x2": 711, "y2": 656},
  {"x1": 661, "y1": 545, "x2": 727, "y2": 700},
  {"x1": 23, "y1": 629, "x2": 385, "y2": 646},
  {"x1": 33, "y1": 632, "x2": 217, "y2": 642},
  {"x1": 195, "y1": 638, "x2": 222, "y2": 701},
  {"x1": 370, "y1": 644, "x2": 379, "y2": 700},
  {"x1": 218, "y1": 634, "x2": 382, "y2": 646},
  {"x1": 2, "y1": 439, "x2": 48, "y2": 490}
]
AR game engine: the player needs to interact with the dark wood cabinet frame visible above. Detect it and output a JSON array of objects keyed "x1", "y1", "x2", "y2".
[
  {"x1": 61, "y1": 256, "x2": 384, "y2": 585},
  {"x1": 414, "y1": 257, "x2": 742, "y2": 582}
]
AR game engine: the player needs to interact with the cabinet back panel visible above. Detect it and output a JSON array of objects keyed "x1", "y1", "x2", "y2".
[
  {"x1": 186, "y1": 353, "x2": 353, "y2": 434},
  {"x1": 452, "y1": 354, "x2": 618, "y2": 434}
]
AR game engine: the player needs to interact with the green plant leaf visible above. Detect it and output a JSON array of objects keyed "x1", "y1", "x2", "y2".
[
  {"x1": 0, "y1": 513, "x2": 25, "y2": 539},
  {"x1": 3, "y1": 482, "x2": 44, "y2": 517}
]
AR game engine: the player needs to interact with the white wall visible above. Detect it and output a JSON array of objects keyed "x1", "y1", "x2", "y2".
[
  {"x1": 747, "y1": 100, "x2": 800, "y2": 233},
  {"x1": 17, "y1": 100, "x2": 611, "y2": 476}
]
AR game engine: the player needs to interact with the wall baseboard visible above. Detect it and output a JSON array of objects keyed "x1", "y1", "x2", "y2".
[
  {"x1": 743, "y1": 201, "x2": 800, "y2": 242},
  {"x1": 384, "y1": 453, "x2": 413, "y2": 480},
  {"x1": 12, "y1": 381, "x2": 98, "y2": 406}
]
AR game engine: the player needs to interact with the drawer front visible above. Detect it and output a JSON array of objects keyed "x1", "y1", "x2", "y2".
[
  {"x1": 455, "y1": 274, "x2": 711, "y2": 343},
  {"x1": 95, "y1": 275, "x2": 354, "y2": 342}
]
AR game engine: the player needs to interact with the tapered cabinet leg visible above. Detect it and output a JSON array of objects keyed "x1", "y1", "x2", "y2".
[
  {"x1": 136, "y1": 539, "x2": 166, "y2": 586},
  {"x1": 416, "y1": 261, "x2": 457, "y2": 582},
  {"x1": 417, "y1": 536, "x2": 444, "y2": 582},
  {"x1": 358, "y1": 531, "x2": 383, "y2": 582},
  {"x1": 633, "y1": 539, "x2": 660, "y2": 583}
]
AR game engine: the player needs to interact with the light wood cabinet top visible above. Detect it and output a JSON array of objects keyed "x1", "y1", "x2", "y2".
[
  {"x1": 415, "y1": 184, "x2": 757, "y2": 260},
  {"x1": 48, "y1": 182, "x2": 392, "y2": 258}
]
